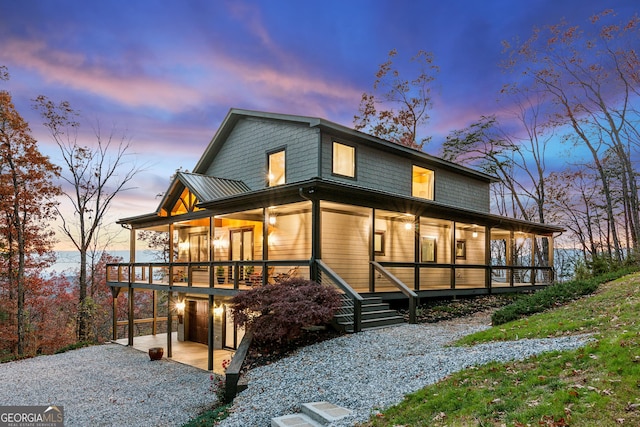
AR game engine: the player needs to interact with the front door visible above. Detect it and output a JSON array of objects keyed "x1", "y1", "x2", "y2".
[{"x1": 187, "y1": 300, "x2": 208, "y2": 345}]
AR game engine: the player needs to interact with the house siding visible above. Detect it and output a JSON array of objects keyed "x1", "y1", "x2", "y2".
[
  {"x1": 206, "y1": 117, "x2": 319, "y2": 189},
  {"x1": 320, "y1": 133, "x2": 491, "y2": 213}
]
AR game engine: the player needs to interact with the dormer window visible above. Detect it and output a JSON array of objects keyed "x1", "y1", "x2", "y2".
[
  {"x1": 268, "y1": 149, "x2": 286, "y2": 187},
  {"x1": 412, "y1": 165, "x2": 434, "y2": 200},
  {"x1": 332, "y1": 142, "x2": 356, "y2": 178}
]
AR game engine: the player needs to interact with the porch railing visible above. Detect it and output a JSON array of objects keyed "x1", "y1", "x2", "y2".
[
  {"x1": 371, "y1": 261, "x2": 418, "y2": 324},
  {"x1": 316, "y1": 259, "x2": 363, "y2": 333},
  {"x1": 106, "y1": 260, "x2": 309, "y2": 290}
]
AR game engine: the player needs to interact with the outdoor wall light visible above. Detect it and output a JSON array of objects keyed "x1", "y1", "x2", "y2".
[
  {"x1": 175, "y1": 300, "x2": 186, "y2": 324},
  {"x1": 269, "y1": 215, "x2": 277, "y2": 225},
  {"x1": 405, "y1": 222, "x2": 413, "y2": 230},
  {"x1": 178, "y1": 241, "x2": 189, "y2": 252},
  {"x1": 472, "y1": 231, "x2": 478, "y2": 238},
  {"x1": 213, "y1": 304, "x2": 224, "y2": 317}
]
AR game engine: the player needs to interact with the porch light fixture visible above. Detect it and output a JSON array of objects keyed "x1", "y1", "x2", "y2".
[
  {"x1": 175, "y1": 300, "x2": 186, "y2": 324},
  {"x1": 472, "y1": 229, "x2": 478, "y2": 238},
  {"x1": 213, "y1": 304, "x2": 224, "y2": 317},
  {"x1": 268, "y1": 215, "x2": 276, "y2": 225},
  {"x1": 405, "y1": 222, "x2": 413, "y2": 230}
]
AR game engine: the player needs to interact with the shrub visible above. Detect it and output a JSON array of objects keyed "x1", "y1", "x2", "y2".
[
  {"x1": 230, "y1": 278, "x2": 342, "y2": 346},
  {"x1": 491, "y1": 266, "x2": 639, "y2": 325}
]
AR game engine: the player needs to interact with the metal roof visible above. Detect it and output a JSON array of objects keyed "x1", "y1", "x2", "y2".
[{"x1": 177, "y1": 172, "x2": 251, "y2": 202}]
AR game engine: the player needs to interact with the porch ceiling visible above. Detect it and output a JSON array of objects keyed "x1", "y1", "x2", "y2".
[{"x1": 121, "y1": 178, "x2": 563, "y2": 235}]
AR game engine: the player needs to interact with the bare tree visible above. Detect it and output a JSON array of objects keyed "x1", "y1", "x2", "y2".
[
  {"x1": 34, "y1": 96, "x2": 142, "y2": 342},
  {"x1": 354, "y1": 49, "x2": 439, "y2": 150},
  {"x1": 502, "y1": 9, "x2": 640, "y2": 262}
]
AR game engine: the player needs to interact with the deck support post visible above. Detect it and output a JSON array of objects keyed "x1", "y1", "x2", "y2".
[
  {"x1": 111, "y1": 287, "x2": 121, "y2": 341},
  {"x1": 127, "y1": 285, "x2": 134, "y2": 346},
  {"x1": 167, "y1": 291, "x2": 173, "y2": 358},
  {"x1": 208, "y1": 295, "x2": 214, "y2": 371}
]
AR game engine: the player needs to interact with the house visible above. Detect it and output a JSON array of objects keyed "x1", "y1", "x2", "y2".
[{"x1": 106, "y1": 108, "x2": 562, "y2": 371}]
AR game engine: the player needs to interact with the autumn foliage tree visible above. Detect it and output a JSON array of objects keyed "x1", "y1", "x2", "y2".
[
  {"x1": 0, "y1": 67, "x2": 62, "y2": 356},
  {"x1": 354, "y1": 49, "x2": 439, "y2": 150},
  {"x1": 230, "y1": 278, "x2": 341, "y2": 346}
]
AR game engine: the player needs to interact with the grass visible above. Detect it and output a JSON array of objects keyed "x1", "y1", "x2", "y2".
[{"x1": 360, "y1": 271, "x2": 640, "y2": 426}]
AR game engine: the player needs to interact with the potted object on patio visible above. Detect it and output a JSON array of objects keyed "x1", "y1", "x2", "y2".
[
  {"x1": 216, "y1": 265, "x2": 225, "y2": 284},
  {"x1": 148, "y1": 347, "x2": 164, "y2": 361}
]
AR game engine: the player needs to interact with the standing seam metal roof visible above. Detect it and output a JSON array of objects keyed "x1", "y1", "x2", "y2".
[{"x1": 178, "y1": 172, "x2": 251, "y2": 202}]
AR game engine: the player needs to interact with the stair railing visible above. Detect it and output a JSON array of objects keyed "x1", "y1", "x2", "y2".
[
  {"x1": 371, "y1": 261, "x2": 419, "y2": 324},
  {"x1": 316, "y1": 260, "x2": 363, "y2": 333}
]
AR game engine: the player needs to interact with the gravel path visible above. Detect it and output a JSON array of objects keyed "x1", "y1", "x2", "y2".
[
  {"x1": 0, "y1": 313, "x2": 591, "y2": 427},
  {"x1": 0, "y1": 344, "x2": 216, "y2": 427},
  {"x1": 219, "y1": 312, "x2": 592, "y2": 427}
]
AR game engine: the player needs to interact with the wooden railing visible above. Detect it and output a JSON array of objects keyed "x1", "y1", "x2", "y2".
[
  {"x1": 371, "y1": 261, "x2": 418, "y2": 324},
  {"x1": 106, "y1": 260, "x2": 309, "y2": 290},
  {"x1": 224, "y1": 331, "x2": 253, "y2": 403},
  {"x1": 316, "y1": 260, "x2": 364, "y2": 333}
]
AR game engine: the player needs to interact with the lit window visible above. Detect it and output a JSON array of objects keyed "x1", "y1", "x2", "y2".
[
  {"x1": 412, "y1": 165, "x2": 434, "y2": 200},
  {"x1": 268, "y1": 150, "x2": 286, "y2": 186},
  {"x1": 332, "y1": 142, "x2": 355, "y2": 178}
]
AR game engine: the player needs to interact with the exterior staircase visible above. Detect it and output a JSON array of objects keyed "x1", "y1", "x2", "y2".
[
  {"x1": 272, "y1": 401, "x2": 352, "y2": 427},
  {"x1": 332, "y1": 295, "x2": 405, "y2": 332}
]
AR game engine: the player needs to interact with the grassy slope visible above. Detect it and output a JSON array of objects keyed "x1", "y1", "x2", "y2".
[{"x1": 361, "y1": 272, "x2": 640, "y2": 426}]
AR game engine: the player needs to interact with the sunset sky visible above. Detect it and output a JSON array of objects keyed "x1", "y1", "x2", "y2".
[{"x1": 1, "y1": 0, "x2": 637, "y2": 252}]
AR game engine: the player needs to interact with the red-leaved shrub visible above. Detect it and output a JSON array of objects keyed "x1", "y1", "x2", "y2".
[{"x1": 230, "y1": 278, "x2": 341, "y2": 345}]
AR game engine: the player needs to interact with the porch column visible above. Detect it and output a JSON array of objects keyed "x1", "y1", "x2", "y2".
[
  {"x1": 167, "y1": 291, "x2": 173, "y2": 358},
  {"x1": 127, "y1": 286, "x2": 134, "y2": 346},
  {"x1": 369, "y1": 208, "x2": 375, "y2": 292},
  {"x1": 414, "y1": 217, "x2": 420, "y2": 291},
  {"x1": 310, "y1": 199, "x2": 321, "y2": 282},
  {"x1": 549, "y1": 235, "x2": 555, "y2": 282},
  {"x1": 152, "y1": 290, "x2": 157, "y2": 335},
  {"x1": 484, "y1": 226, "x2": 491, "y2": 291},
  {"x1": 208, "y1": 295, "x2": 214, "y2": 371},
  {"x1": 450, "y1": 222, "x2": 457, "y2": 289},
  {"x1": 531, "y1": 234, "x2": 537, "y2": 285},
  {"x1": 111, "y1": 287, "x2": 121, "y2": 341},
  {"x1": 508, "y1": 231, "x2": 514, "y2": 287}
]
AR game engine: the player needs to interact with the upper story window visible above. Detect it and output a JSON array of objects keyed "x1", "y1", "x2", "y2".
[
  {"x1": 268, "y1": 149, "x2": 286, "y2": 186},
  {"x1": 332, "y1": 142, "x2": 355, "y2": 178},
  {"x1": 412, "y1": 165, "x2": 434, "y2": 200}
]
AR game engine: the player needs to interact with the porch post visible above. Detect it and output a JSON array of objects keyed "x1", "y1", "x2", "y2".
[
  {"x1": 152, "y1": 290, "x2": 157, "y2": 335},
  {"x1": 310, "y1": 199, "x2": 321, "y2": 282},
  {"x1": 508, "y1": 231, "x2": 514, "y2": 287},
  {"x1": 485, "y1": 226, "x2": 491, "y2": 291},
  {"x1": 369, "y1": 208, "x2": 375, "y2": 292},
  {"x1": 167, "y1": 291, "x2": 173, "y2": 358},
  {"x1": 531, "y1": 234, "x2": 537, "y2": 285},
  {"x1": 208, "y1": 295, "x2": 214, "y2": 371},
  {"x1": 127, "y1": 286, "x2": 134, "y2": 346},
  {"x1": 450, "y1": 222, "x2": 457, "y2": 289},
  {"x1": 549, "y1": 235, "x2": 555, "y2": 282},
  {"x1": 414, "y1": 217, "x2": 420, "y2": 291},
  {"x1": 111, "y1": 287, "x2": 121, "y2": 341},
  {"x1": 263, "y1": 208, "x2": 269, "y2": 285}
]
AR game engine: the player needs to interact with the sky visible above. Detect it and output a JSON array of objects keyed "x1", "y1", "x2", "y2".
[{"x1": 0, "y1": 0, "x2": 637, "y2": 252}]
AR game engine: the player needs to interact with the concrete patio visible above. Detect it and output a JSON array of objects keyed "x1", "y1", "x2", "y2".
[{"x1": 115, "y1": 332, "x2": 234, "y2": 374}]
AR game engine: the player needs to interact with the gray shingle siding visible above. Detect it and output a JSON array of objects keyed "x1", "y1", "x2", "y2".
[
  {"x1": 205, "y1": 116, "x2": 490, "y2": 213},
  {"x1": 320, "y1": 133, "x2": 490, "y2": 213},
  {"x1": 205, "y1": 117, "x2": 319, "y2": 189}
]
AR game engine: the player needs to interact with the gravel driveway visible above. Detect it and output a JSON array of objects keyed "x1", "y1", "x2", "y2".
[
  {"x1": 0, "y1": 313, "x2": 591, "y2": 427},
  {"x1": 0, "y1": 344, "x2": 216, "y2": 427}
]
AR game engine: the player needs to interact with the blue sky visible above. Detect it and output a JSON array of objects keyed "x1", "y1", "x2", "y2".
[{"x1": 0, "y1": 0, "x2": 637, "y2": 250}]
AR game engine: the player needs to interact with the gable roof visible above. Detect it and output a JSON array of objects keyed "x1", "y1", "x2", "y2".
[{"x1": 193, "y1": 108, "x2": 499, "y2": 183}]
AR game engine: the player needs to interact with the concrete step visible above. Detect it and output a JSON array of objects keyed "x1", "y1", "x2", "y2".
[
  {"x1": 301, "y1": 401, "x2": 352, "y2": 424},
  {"x1": 271, "y1": 413, "x2": 322, "y2": 427},
  {"x1": 272, "y1": 402, "x2": 352, "y2": 426}
]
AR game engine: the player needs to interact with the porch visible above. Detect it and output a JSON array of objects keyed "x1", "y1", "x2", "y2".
[{"x1": 114, "y1": 332, "x2": 234, "y2": 374}]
